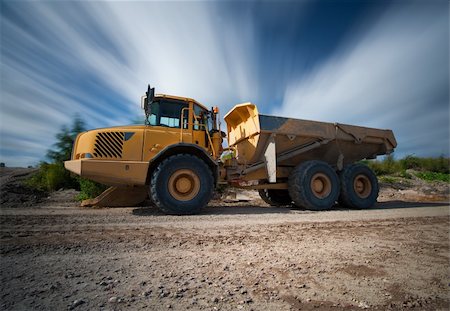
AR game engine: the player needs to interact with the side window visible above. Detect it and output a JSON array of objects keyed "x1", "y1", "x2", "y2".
[
  {"x1": 148, "y1": 100, "x2": 188, "y2": 128},
  {"x1": 193, "y1": 104, "x2": 208, "y2": 131}
]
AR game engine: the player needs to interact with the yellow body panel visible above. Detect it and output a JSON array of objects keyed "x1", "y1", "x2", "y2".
[
  {"x1": 73, "y1": 125, "x2": 146, "y2": 161},
  {"x1": 223, "y1": 103, "x2": 261, "y2": 164},
  {"x1": 65, "y1": 159, "x2": 149, "y2": 186},
  {"x1": 66, "y1": 98, "x2": 214, "y2": 186},
  {"x1": 142, "y1": 126, "x2": 193, "y2": 162},
  {"x1": 192, "y1": 130, "x2": 206, "y2": 150}
]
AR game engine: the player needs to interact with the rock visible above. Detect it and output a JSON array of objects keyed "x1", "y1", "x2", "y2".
[
  {"x1": 142, "y1": 290, "x2": 152, "y2": 297},
  {"x1": 70, "y1": 299, "x2": 85, "y2": 309},
  {"x1": 159, "y1": 290, "x2": 170, "y2": 298},
  {"x1": 358, "y1": 301, "x2": 370, "y2": 309},
  {"x1": 109, "y1": 296, "x2": 118, "y2": 303}
]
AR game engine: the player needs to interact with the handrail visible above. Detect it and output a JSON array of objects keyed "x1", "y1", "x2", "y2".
[
  {"x1": 179, "y1": 107, "x2": 190, "y2": 142},
  {"x1": 179, "y1": 108, "x2": 217, "y2": 158},
  {"x1": 194, "y1": 113, "x2": 216, "y2": 158}
]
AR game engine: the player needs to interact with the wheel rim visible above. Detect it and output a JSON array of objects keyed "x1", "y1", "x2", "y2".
[
  {"x1": 310, "y1": 173, "x2": 332, "y2": 199},
  {"x1": 353, "y1": 174, "x2": 372, "y2": 199},
  {"x1": 168, "y1": 169, "x2": 201, "y2": 201}
]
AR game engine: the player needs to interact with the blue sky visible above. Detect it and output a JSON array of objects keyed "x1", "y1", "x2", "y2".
[{"x1": 1, "y1": 0, "x2": 449, "y2": 167}]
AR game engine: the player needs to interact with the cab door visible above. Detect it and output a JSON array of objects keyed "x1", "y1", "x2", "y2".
[
  {"x1": 142, "y1": 98, "x2": 192, "y2": 162},
  {"x1": 192, "y1": 103, "x2": 208, "y2": 151}
]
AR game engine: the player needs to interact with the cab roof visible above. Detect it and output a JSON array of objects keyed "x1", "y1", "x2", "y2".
[{"x1": 155, "y1": 93, "x2": 209, "y2": 111}]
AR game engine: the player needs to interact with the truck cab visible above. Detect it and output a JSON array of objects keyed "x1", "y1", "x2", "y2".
[{"x1": 65, "y1": 87, "x2": 222, "y2": 209}]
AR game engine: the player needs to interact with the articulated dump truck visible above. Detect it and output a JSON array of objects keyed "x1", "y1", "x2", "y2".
[{"x1": 65, "y1": 85, "x2": 397, "y2": 214}]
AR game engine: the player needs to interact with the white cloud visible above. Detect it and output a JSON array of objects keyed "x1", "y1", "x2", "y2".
[
  {"x1": 275, "y1": 4, "x2": 449, "y2": 157},
  {"x1": 1, "y1": 1, "x2": 258, "y2": 166},
  {"x1": 0, "y1": 1, "x2": 448, "y2": 167}
]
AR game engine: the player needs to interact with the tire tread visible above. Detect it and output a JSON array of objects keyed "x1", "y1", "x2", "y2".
[{"x1": 150, "y1": 154, "x2": 213, "y2": 215}]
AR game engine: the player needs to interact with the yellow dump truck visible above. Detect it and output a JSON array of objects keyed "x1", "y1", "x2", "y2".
[{"x1": 65, "y1": 85, "x2": 397, "y2": 214}]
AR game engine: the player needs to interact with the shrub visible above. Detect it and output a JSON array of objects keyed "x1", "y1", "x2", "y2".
[
  {"x1": 415, "y1": 171, "x2": 450, "y2": 183},
  {"x1": 76, "y1": 178, "x2": 108, "y2": 201},
  {"x1": 25, "y1": 116, "x2": 109, "y2": 200},
  {"x1": 399, "y1": 155, "x2": 449, "y2": 174},
  {"x1": 25, "y1": 162, "x2": 78, "y2": 192},
  {"x1": 365, "y1": 155, "x2": 402, "y2": 175},
  {"x1": 365, "y1": 155, "x2": 450, "y2": 178}
]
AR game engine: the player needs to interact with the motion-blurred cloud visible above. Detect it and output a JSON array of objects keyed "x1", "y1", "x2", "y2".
[
  {"x1": 276, "y1": 3, "x2": 449, "y2": 157},
  {"x1": 0, "y1": 1, "x2": 448, "y2": 166}
]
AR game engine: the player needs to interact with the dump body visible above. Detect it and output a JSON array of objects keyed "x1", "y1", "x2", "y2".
[{"x1": 224, "y1": 103, "x2": 396, "y2": 183}]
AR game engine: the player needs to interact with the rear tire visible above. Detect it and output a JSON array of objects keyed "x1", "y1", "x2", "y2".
[
  {"x1": 338, "y1": 164, "x2": 378, "y2": 209},
  {"x1": 150, "y1": 154, "x2": 214, "y2": 215},
  {"x1": 258, "y1": 189, "x2": 292, "y2": 206},
  {"x1": 288, "y1": 160, "x2": 339, "y2": 211}
]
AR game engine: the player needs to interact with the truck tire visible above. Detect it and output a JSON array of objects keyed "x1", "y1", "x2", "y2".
[
  {"x1": 150, "y1": 154, "x2": 214, "y2": 215},
  {"x1": 288, "y1": 160, "x2": 339, "y2": 211},
  {"x1": 338, "y1": 164, "x2": 379, "y2": 209},
  {"x1": 258, "y1": 189, "x2": 292, "y2": 206}
]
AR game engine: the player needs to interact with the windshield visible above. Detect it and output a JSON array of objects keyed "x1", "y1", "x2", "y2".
[{"x1": 147, "y1": 99, "x2": 188, "y2": 128}]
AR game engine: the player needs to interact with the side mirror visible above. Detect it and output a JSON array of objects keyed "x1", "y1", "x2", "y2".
[{"x1": 140, "y1": 95, "x2": 147, "y2": 110}]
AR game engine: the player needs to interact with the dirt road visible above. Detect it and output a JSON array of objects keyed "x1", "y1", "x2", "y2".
[{"x1": 1, "y1": 201, "x2": 449, "y2": 310}]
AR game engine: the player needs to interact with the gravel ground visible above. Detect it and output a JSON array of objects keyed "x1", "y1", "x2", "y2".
[{"x1": 1, "y1": 199, "x2": 449, "y2": 311}]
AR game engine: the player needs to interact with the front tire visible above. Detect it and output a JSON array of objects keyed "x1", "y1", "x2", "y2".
[
  {"x1": 338, "y1": 164, "x2": 379, "y2": 209},
  {"x1": 288, "y1": 160, "x2": 339, "y2": 211},
  {"x1": 150, "y1": 154, "x2": 214, "y2": 215}
]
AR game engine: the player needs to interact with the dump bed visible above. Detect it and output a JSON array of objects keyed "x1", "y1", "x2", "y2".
[{"x1": 224, "y1": 103, "x2": 397, "y2": 169}]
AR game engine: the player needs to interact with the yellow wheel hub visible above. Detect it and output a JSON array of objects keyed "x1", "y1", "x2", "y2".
[
  {"x1": 353, "y1": 174, "x2": 372, "y2": 199},
  {"x1": 310, "y1": 173, "x2": 332, "y2": 199},
  {"x1": 168, "y1": 169, "x2": 200, "y2": 201}
]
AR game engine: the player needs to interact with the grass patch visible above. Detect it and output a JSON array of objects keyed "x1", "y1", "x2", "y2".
[
  {"x1": 26, "y1": 162, "x2": 107, "y2": 200},
  {"x1": 378, "y1": 176, "x2": 397, "y2": 184},
  {"x1": 75, "y1": 178, "x2": 108, "y2": 201},
  {"x1": 25, "y1": 162, "x2": 78, "y2": 192},
  {"x1": 363, "y1": 155, "x2": 450, "y2": 182},
  {"x1": 415, "y1": 171, "x2": 450, "y2": 183}
]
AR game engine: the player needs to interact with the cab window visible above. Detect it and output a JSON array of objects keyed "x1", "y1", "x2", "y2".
[
  {"x1": 148, "y1": 99, "x2": 188, "y2": 129},
  {"x1": 193, "y1": 104, "x2": 208, "y2": 131}
]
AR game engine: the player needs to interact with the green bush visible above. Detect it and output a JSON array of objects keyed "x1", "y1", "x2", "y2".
[
  {"x1": 25, "y1": 116, "x2": 109, "y2": 200},
  {"x1": 76, "y1": 178, "x2": 108, "y2": 201},
  {"x1": 378, "y1": 176, "x2": 397, "y2": 184},
  {"x1": 25, "y1": 162, "x2": 78, "y2": 192},
  {"x1": 365, "y1": 155, "x2": 450, "y2": 179},
  {"x1": 26, "y1": 164, "x2": 107, "y2": 200},
  {"x1": 365, "y1": 155, "x2": 402, "y2": 175},
  {"x1": 399, "y1": 155, "x2": 449, "y2": 174},
  {"x1": 415, "y1": 171, "x2": 450, "y2": 183}
]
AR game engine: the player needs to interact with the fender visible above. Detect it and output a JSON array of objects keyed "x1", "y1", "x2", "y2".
[{"x1": 147, "y1": 143, "x2": 219, "y2": 186}]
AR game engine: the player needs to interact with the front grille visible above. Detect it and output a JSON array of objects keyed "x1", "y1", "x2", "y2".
[{"x1": 93, "y1": 132, "x2": 124, "y2": 158}]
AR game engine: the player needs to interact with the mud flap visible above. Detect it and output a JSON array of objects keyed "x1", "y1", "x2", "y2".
[{"x1": 81, "y1": 186, "x2": 148, "y2": 207}]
